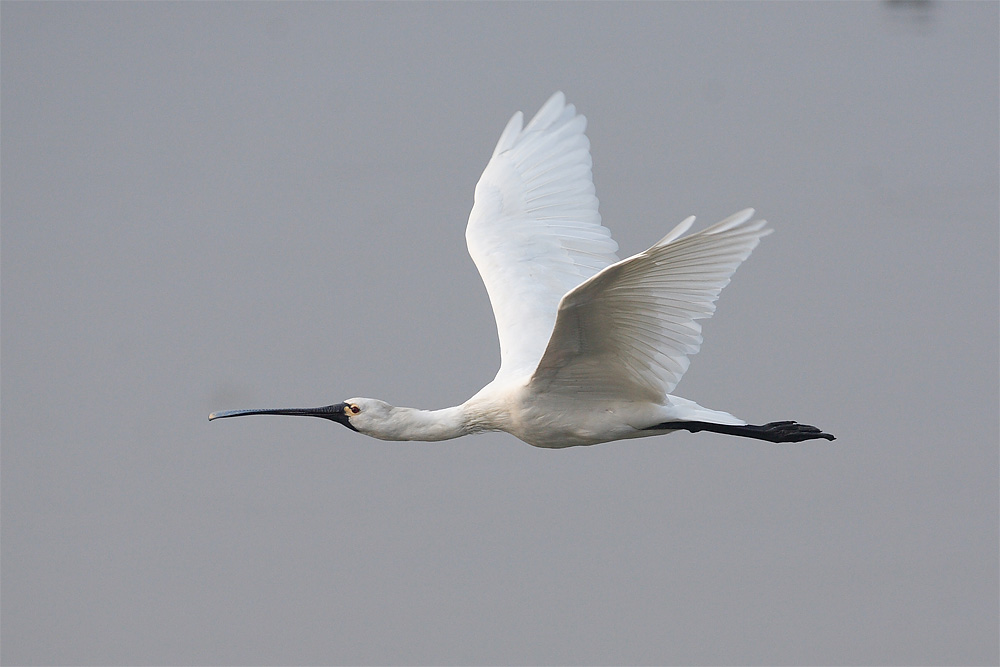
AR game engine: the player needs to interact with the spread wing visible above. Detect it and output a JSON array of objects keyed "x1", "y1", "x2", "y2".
[
  {"x1": 528, "y1": 210, "x2": 772, "y2": 401},
  {"x1": 466, "y1": 92, "x2": 620, "y2": 381}
]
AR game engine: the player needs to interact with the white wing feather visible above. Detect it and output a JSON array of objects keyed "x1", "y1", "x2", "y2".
[
  {"x1": 466, "y1": 92, "x2": 620, "y2": 380},
  {"x1": 529, "y1": 209, "x2": 772, "y2": 401}
]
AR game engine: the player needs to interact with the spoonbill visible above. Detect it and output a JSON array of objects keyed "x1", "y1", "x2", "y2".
[{"x1": 210, "y1": 92, "x2": 834, "y2": 447}]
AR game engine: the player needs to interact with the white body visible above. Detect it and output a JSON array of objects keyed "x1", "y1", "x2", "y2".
[
  {"x1": 339, "y1": 92, "x2": 769, "y2": 448},
  {"x1": 207, "y1": 93, "x2": 822, "y2": 446}
]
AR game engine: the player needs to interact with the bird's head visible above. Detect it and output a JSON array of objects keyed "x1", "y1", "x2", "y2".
[{"x1": 208, "y1": 397, "x2": 392, "y2": 436}]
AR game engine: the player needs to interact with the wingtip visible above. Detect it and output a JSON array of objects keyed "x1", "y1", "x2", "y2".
[
  {"x1": 655, "y1": 215, "x2": 696, "y2": 247},
  {"x1": 523, "y1": 91, "x2": 570, "y2": 134},
  {"x1": 493, "y1": 110, "x2": 524, "y2": 156},
  {"x1": 711, "y1": 208, "x2": 755, "y2": 233}
]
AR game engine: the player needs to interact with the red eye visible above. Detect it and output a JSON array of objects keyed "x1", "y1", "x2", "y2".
[{"x1": 349, "y1": 405, "x2": 360, "y2": 414}]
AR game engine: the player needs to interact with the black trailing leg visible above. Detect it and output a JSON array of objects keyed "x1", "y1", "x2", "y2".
[{"x1": 648, "y1": 420, "x2": 836, "y2": 443}]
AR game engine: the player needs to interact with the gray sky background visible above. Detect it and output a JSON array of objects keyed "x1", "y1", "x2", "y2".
[{"x1": 2, "y1": 3, "x2": 997, "y2": 665}]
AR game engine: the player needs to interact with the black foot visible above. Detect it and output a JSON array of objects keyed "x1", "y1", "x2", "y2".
[{"x1": 648, "y1": 420, "x2": 836, "y2": 443}]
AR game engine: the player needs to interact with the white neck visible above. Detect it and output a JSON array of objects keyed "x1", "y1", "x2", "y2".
[{"x1": 368, "y1": 405, "x2": 471, "y2": 441}]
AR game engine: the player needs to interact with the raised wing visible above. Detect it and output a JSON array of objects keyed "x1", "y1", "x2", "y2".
[
  {"x1": 528, "y1": 210, "x2": 772, "y2": 402},
  {"x1": 467, "y1": 92, "x2": 620, "y2": 381}
]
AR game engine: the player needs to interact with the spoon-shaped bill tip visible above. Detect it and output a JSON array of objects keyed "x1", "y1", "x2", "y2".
[{"x1": 208, "y1": 408, "x2": 273, "y2": 421}]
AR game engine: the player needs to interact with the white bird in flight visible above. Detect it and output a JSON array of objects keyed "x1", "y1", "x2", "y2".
[{"x1": 210, "y1": 92, "x2": 834, "y2": 447}]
